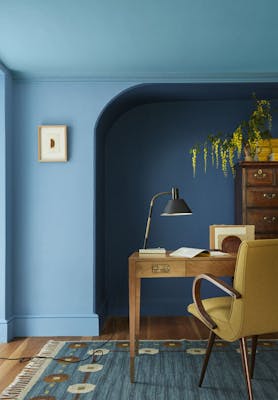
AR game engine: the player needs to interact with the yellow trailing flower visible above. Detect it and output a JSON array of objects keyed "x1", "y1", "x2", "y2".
[
  {"x1": 228, "y1": 145, "x2": 236, "y2": 177},
  {"x1": 203, "y1": 143, "x2": 208, "y2": 173},
  {"x1": 231, "y1": 125, "x2": 243, "y2": 158},
  {"x1": 189, "y1": 144, "x2": 200, "y2": 178},
  {"x1": 247, "y1": 138, "x2": 258, "y2": 158},
  {"x1": 220, "y1": 140, "x2": 229, "y2": 177},
  {"x1": 209, "y1": 137, "x2": 221, "y2": 169}
]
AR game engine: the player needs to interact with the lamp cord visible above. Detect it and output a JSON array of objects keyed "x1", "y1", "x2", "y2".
[{"x1": 0, "y1": 320, "x2": 119, "y2": 364}]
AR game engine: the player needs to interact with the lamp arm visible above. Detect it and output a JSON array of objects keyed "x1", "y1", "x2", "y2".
[{"x1": 143, "y1": 191, "x2": 171, "y2": 249}]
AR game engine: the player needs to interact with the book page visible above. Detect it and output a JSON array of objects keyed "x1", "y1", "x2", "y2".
[
  {"x1": 169, "y1": 247, "x2": 209, "y2": 258},
  {"x1": 169, "y1": 248, "x2": 229, "y2": 258},
  {"x1": 209, "y1": 251, "x2": 229, "y2": 256}
]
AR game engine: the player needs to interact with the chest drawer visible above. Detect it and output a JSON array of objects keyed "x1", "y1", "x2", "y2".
[
  {"x1": 135, "y1": 261, "x2": 186, "y2": 277},
  {"x1": 246, "y1": 188, "x2": 278, "y2": 207},
  {"x1": 246, "y1": 167, "x2": 274, "y2": 186},
  {"x1": 246, "y1": 209, "x2": 278, "y2": 232}
]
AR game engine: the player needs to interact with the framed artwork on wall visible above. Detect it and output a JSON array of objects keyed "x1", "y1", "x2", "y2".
[{"x1": 38, "y1": 125, "x2": 67, "y2": 162}]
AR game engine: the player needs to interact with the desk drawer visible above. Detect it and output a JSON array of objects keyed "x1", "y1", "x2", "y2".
[
  {"x1": 136, "y1": 261, "x2": 186, "y2": 277},
  {"x1": 186, "y1": 259, "x2": 235, "y2": 277}
]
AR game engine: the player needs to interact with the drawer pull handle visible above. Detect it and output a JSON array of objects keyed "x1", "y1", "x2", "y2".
[
  {"x1": 263, "y1": 193, "x2": 276, "y2": 199},
  {"x1": 254, "y1": 169, "x2": 267, "y2": 179},
  {"x1": 263, "y1": 216, "x2": 277, "y2": 223},
  {"x1": 152, "y1": 264, "x2": 170, "y2": 273}
]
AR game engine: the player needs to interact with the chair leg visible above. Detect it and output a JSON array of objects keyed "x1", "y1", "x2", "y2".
[
  {"x1": 250, "y1": 335, "x2": 258, "y2": 379},
  {"x1": 239, "y1": 337, "x2": 254, "y2": 400},
  {"x1": 198, "y1": 330, "x2": 216, "y2": 387}
]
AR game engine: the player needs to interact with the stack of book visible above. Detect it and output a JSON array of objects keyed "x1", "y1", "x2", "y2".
[
  {"x1": 269, "y1": 138, "x2": 278, "y2": 161},
  {"x1": 256, "y1": 139, "x2": 271, "y2": 161},
  {"x1": 256, "y1": 138, "x2": 278, "y2": 161}
]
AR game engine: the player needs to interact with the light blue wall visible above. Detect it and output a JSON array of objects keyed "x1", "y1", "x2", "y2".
[
  {"x1": 0, "y1": 71, "x2": 6, "y2": 328},
  {"x1": 10, "y1": 80, "x2": 132, "y2": 338},
  {"x1": 5, "y1": 68, "x2": 13, "y2": 324},
  {"x1": 0, "y1": 64, "x2": 13, "y2": 341}
]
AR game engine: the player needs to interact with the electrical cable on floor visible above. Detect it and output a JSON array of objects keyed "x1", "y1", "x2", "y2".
[{"x1": 0, "y1": 318, "x2": 119, "y2": 364}]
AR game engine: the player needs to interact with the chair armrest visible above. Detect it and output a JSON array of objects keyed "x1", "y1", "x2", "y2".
[{"x1": 192, "y1": 273, "x2": 241, "y2": 330}]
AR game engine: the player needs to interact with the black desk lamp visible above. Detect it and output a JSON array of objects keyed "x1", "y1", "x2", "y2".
[{"x1": 143, "y1": 187, "x2": 192, "y2": 249}]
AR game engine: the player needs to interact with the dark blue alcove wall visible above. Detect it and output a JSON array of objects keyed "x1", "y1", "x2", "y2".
[{"x1": 95, "y1": 83, "x2": 278, "y2": 318}]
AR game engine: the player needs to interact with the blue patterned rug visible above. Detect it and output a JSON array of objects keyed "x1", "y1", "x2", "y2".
[{"x1": 1, "y1": 339, "x2": 278, "y2": 399}]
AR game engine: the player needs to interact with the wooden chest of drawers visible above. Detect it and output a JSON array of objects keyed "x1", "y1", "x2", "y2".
[{"x1": 235, "y1": 162, "x2": 278, "y2": 239}]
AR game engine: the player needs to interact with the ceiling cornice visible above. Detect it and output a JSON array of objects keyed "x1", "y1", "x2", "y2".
[{"x1": 11, "y1": 72, "x2": 278, "y2": 84}]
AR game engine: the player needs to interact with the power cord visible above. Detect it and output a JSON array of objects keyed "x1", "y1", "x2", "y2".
[
  {"x1": 0, "y1": 318, "x2": 117, "y2": 364},
  {"x1": 0, "y1": 348, "x2": 105, "y2": 364}
]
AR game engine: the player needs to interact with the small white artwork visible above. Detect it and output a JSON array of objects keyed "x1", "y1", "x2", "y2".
[{"x1": 38, "y1": 125, "x2": 67, "y2": 162}]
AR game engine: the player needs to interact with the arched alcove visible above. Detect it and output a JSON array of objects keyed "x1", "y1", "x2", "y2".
[{"x1": 94, "y1": 82, "x2": 278, "y2": 321}]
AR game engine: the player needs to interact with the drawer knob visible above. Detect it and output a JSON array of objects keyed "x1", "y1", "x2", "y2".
[
  {"x1": 152, "y1": 264, "x2": 170, "y2": 273},
  {"x1": 254, "y1": 169, "x2": 267, "y2": 179},
  {"x1": 263, "y1": 216, "x2": 277, "y2": 223},
  {"x1": 263, "y1": 193, "x2": 277, "y2": 199}
]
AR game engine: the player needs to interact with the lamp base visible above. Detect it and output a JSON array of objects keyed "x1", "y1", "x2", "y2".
[{"x1": 139, "y1": 248, "x2": 166, "y2": 254}]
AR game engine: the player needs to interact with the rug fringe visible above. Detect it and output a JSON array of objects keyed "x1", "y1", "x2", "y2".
[{"x1": 0, "y1": 340, "x2": 64, "y2": 399}]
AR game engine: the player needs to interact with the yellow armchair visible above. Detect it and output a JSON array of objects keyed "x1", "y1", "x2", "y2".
[{"x1": 187, "y1": 238, "x2": 278, "y2": 400}]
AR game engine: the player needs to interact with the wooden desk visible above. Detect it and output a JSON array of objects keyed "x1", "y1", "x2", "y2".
[{"x1": 128, "y1": 251, "x2": 237, "y2": 382}]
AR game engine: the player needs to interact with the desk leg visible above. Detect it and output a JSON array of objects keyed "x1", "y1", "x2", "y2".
[
  {"x1": 129, "y1": 260, "x2": 136, "y2": 383},
  {"x1": 135, "y1": 277, "x2": 141, "y2": 355}
]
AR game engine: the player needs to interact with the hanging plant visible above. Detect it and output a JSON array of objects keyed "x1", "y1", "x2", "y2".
[
  {"x1": 208, "y1": 134, "x2": 221, "y2": 169},
  {"x1": 228, "y1": 144, "x2": 236, "y2": 177},
  {"x1": 189, "y1": 94, "x2": 273, "y2": 177},
  {"x1": 189, "y1": 144, "x2": 200, "y2": 177},
  {"x1": 220, "y1": 139, "x2": 229, "y2": 177},
  {"x1": 232, "y1": 125, "x2": 243, "y2": 158},
  {"x1": 203, "y1": 142, "x2": 208, "y2": 173}
]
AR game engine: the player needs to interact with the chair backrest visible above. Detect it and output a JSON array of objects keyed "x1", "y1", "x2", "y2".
[{"x1": 229, "y1": 238, "x2": 278, "y2": 339}]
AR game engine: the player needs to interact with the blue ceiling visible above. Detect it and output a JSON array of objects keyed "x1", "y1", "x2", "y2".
[{"x1": 1, "y1": 0, "x2": 278, "y2": 80}]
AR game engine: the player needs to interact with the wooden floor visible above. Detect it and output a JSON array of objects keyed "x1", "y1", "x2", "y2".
[{"x1": 0, "y1": 316, "x2": 209, "y2": 392}]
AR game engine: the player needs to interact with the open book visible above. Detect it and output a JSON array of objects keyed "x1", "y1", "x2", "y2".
[{"x1": 169, "y1": 247, "x2": 228, "y2": 258}]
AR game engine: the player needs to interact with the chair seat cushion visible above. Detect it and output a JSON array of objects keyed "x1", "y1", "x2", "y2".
[{"x1": 187, "y1": 297, "x2": 236, "y2": 341}]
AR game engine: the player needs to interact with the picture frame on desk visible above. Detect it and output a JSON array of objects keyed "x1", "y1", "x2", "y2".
[{"x1": 209, "y1": 225, "x2": 255, "y2": 251}]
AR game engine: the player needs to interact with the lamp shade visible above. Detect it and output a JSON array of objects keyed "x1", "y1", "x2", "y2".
[
  {"x1": 161, "y1": 198, "x2": 192, "y2": 216},
  {"x1": 142, "y1": 187, "x2": 192, "y2": 249}
]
